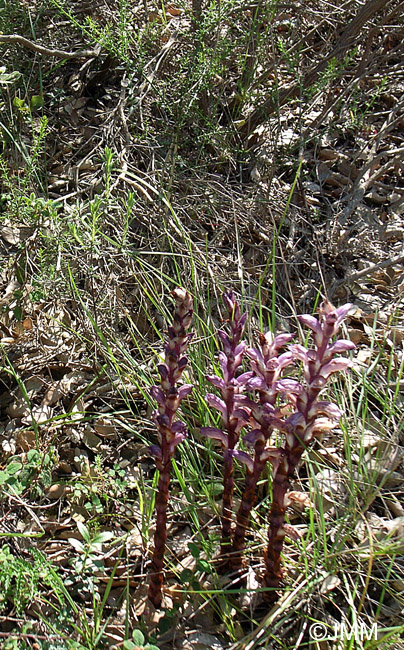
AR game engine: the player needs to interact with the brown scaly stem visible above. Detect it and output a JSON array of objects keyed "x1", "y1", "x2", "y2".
[
  {"x1": 231, "y1": 441, "x2": 266, "y2": 574},
  {"x1": 148, "y1": 288, "x2": 193, "y2": 609},
  {"x1": 148, "y1": 461, "x2": 170, "y2": 607},
  {"x1": 221, "y1": 454, "x2": 235, "y2": 557},
  {"x1": 263, "y1": 449, "x2": 296, "y2": 596},
  {"x1": 262, "y1": 301, "x2": 355, "y2": 601}
]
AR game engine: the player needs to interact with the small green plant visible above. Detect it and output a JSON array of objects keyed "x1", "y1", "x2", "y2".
[
  {"x1": 123, "y1": 629, "x2": 159, "y2": 650},
  {"x1": 50, "y1": 0, "x2": 133, "y2": 64},
  {"x1": 0, "y1": 448, "x2": 54, "y2": 498},
  {"x1": 0, "y1": 545, "x2": 55, "y2": 614},
  {"x1": 67, "y1": 522, "x2": 114, "y2": 599},
  {"x1": 347, "y1": 76, "x2": 387, "y2": 130},
  {"x1": 69, "y1": 456, "x2": 128, "y2": 516},
  {"x1": 0, "y1": 114, "x2": 48, "y2": 215},
  {"x1": 0, "y1": 65, "x2": 21, "y2": 86}
]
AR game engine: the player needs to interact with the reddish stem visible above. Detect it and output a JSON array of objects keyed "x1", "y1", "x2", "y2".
[
  {"x1": 263, "y1": 445, "x2": 301, "y2": 597},
  {"x1": 231, "y1": 447, "x2": 265, "y2": 573},
  {"x1": 148, "y1": 459, "x2": 170, "y2": 608},
  {"x1": 262, "y1": 301, "x2": 354, "y2": 600},
  {"x1": 221, "y1": 454, "x2": 235, "y2": 557},
  {"x1": 147, "y1": 288, "x2": 193, "y2": 608}
]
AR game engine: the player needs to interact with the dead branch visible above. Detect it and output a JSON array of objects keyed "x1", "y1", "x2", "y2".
[
  {"x1": 0, "y1": 34, "x2": 101, "y2": 59},
  {"x1": 238, "y1": 0, "x2": 400, "y2": 140},
  {"x1": 329, "y1": 254, "x2": 404, "y2": 298}
]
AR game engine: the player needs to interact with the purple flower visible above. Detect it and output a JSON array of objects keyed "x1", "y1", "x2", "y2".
[
  {"x1": 201, "y1": 292, "x2": 250, "y2": 561},
  {"x1": 230, "y1": 449, "x2": 254, "y2": 473},
  {"x1": 263, "y1": 301, "x2": 355, "y2": 597},
  {"x1": 200, "y1": 426, "x2": 229, "y2": 447},
  {"x1": 148, "y1": 288, "x2": 194, "y2": 609}
]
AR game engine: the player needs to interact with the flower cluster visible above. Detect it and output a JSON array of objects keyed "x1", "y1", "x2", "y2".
[
  {"x1": 200, "y1": 292, "x2": 252, "y2": 561},
  {"x1": 262, "y1": 302, "x2": 355, "y2": 594},
  {"x1": 230, "y1": 332, "x2": 294, "y2": 571},
  {"x1": 148, "y1": 288, "x2": 194, "y2": 609},
  {"x1": 201, "y1": 295, "x2": 354, "y2": 597},
  {"x1": 148, "y1": 289, "x2": 355, "y2": 608}
]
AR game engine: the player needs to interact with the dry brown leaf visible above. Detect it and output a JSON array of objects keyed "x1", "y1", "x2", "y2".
[
  {"x1": 24, "y1": 376, "x2": 44, "y2": 397},
  {"x1": 46, "y1": 484, "x2": 68, "y2": 499},
  {"x1": 168, "y1": 525, "x2": 193, "y2": 558},
  {"x1": 94, "y1": 418, "x2": 116, "y2": 436},
  {"x1": 325, "y1": 171, "x2": 350, "y2": 187},
  {"x1": 385, "y1": 498, "x2": 404, "y2": 518},
  {"x1": 355, "y1": 348, "x2": 373, "y2": 365},
  {"x1": 376, "y1": 516, "x2": 404, "y2": 548},
  {"x1": 338, "y1": 160, "x2": 359, "y2": 179},
  {"x1": 381, "y1": 471, "x2": 403, "y2": 488},
  {"x1": 347, "y1": 328, "x2": 364, "y2": 344},
  {"x1": 283, "y1": 523, "x2": 303, "y2": 541},
  {"x1": 58, "y1": 461, "x2": 73, "y2": 473},
  {"x1": 70, "y1": 397, "x2": 86, "y2": 421},
  {"x1": 82, "y1": 429, "x2": 102, "y2": 451},
  {"x1": 61, "y1": 371, "x2": 91, "y2": 393},
  {"x1": 6, "y1": 398, "x2": 31, "y2": 418},
  {"x1": 180, "y1": 631, "x2": 226, "y2": 650},
  {"x1": 319, "y1": 148, "x2": 339, "y2": 162},
  {"x1": 22, "y1": 317, "x2": 33, "y2": 330},
  {"x1": 317, "y1": 161, "x2": 332, "y2": 182},
  {"x1": 16, "y1": 429, "x2": 36, "y2": 451},
  {"x1": 166, "y1": 4, "x2": 182, "y2": 15},
  {"x1": 148, "y1": 10, "x2": 162, "y2": 22},
  {"x1": 361, "y1": 431, "x2": 380, "y2": 448},
  {"x1": 319, "y1": 574, "x2": 341, "y2": 594},
  {"x1": 0, "y1": 279, "x2": 20, "y2": 302},
  {"x1": 43, "y1": 383, "x2": 64, "y2": 406},
  {"x1": 22, "y1": 404, "x2": 53, "y2": 424},
  {"x1": 387, "y1": 327, "x2": 404, "y2": 346},
  {"x1": 314, "y1": 468, "x2": 346, "y2": 511},
  {"x1": 0, "y1": 224, "x2": 33, "y2": 245},
  {"x1": 285, "y1": 490, "x2": 314, "y2": 509}
]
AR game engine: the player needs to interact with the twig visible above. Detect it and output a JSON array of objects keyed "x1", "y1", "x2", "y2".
[
  {"x1": 239, "y1": 0, "x2": 395, "y2": 139},
  {"x1": 329, "y1": 254, "x2": 404, "y2": 298},
  {"x1": 0, "y1": 34, "x2": 101, "y2": 59},
  {"x1": 0, "y1": 632, "x2": 58, "y2": 640},
  {"x1": 337, "y1": 145, "x2": 404, "y2": 227}
]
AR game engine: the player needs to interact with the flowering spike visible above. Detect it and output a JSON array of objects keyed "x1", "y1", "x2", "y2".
[
  {"x1": 263, "y1": 302, "x2": 355, "y2": 600},
  {"x1": 148, "y1": 288, "x2": 194, "y2": 609},
  {"x1": 203, "y1": 291, "x2": 249, "y2": 565},
  {"x1": 231, "y1": 328, "x2": 293, "y2": 573}
]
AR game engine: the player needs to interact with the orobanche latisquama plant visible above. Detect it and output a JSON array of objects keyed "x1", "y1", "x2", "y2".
[
  {"x1": 230, "y1": 330, "x2": 294, "y2": 573},
  {"x1": 200, "y1": 292, "x2": 253, "y2": 566},
  {"x1": 148, "y1": 288, "x2": 194, "y2": 609},
  {"x1": 147, "y1": 289, "x2": 354, "y2": 608},
  {"x1": 262, "y1": 301, "x2": 355, "y2": 597},
  {"x1": 201, "y1": 294, "x2": 354, "y2": 598}
]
